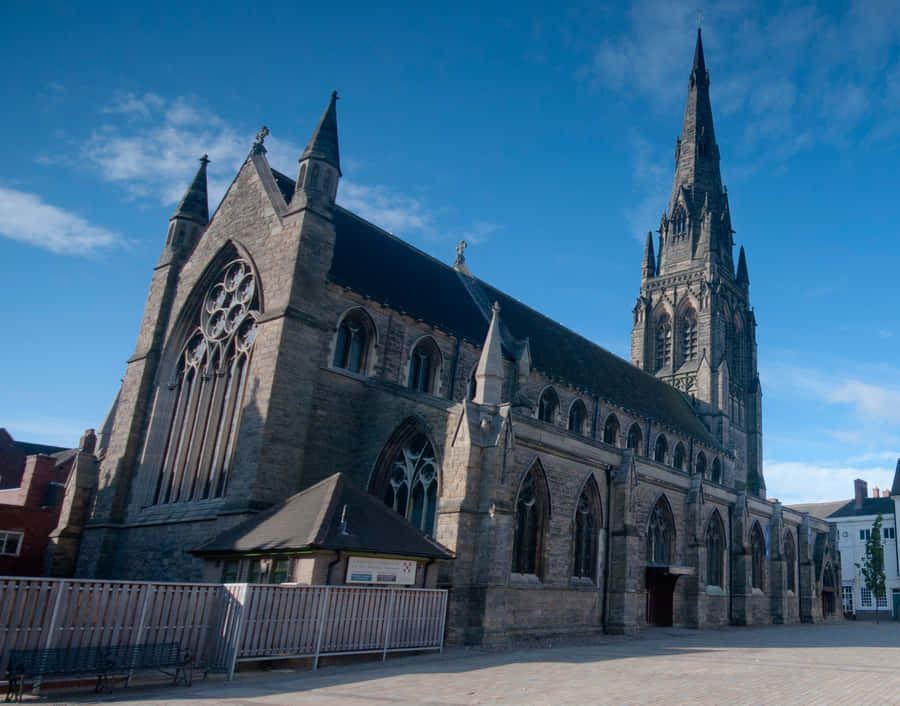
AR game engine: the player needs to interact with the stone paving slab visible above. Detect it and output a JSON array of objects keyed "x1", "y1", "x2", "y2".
[{"x1": 28, "y1": 622, "x2": 900, "y2": 705}]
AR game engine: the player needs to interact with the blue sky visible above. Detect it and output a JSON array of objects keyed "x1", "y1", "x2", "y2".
[{"x1": 2, "y1": 0, "x2": 899, "y2": 504}]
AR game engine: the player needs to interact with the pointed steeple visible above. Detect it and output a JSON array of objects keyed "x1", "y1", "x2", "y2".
[
  {"x1": 171, "y1": 155, "x2": 209, "y2": 226},
  {"x1": 642, "y1": 231, "x2": 656, "y2": 279},
  {"x1": 474, "y1": 302, "x2": 504, "y2": 405},
  {"x1": 736, "y1": 245, "x2": 749, "y2": 285},
  {"x1": 302, "y1": 90, "x2": 341, "y2": 175},
  {"x1": 294, "y1": 92, "x2": 342, "y2": 207}
]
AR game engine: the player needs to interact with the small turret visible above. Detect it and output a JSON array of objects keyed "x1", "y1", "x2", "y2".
[
  {"x1": 159, "y1": 155, "x2": 209, "y2": 266},
  {"x1": 474, "y1": 302, "x2": 504, "y2": 405},
  {"x1": 642, "y1": 231, "x2": 656, "y2": 279},
  {"x1": 293, "y1": 91, "x2": 341, "y2": 208}
]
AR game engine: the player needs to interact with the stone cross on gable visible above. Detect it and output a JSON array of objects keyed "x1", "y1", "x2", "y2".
[
  {"x1": 455, "y1": 239, "x2": 467, "y2": 266},
  {"x1": 252, "y1": 126, "x2": 270, "y2": 154}
]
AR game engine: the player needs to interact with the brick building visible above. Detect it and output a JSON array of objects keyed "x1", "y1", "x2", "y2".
[
  {"x1": 0, "y1": 429, "x2": 99, "y2": 576},
  {"x1": 77, "y1": 29, "x2": 840, "y2": 643}
]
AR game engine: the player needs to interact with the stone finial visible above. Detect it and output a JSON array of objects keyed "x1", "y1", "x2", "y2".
[
  {"x1": 474, "y1": 302, "x2": 504, "y2": 405},
  {"x1": 453, "y1": 239, "x2": 472, "y2": 275},
  {"x1": 252, "y1": 126, "x2": 270, "y2": 154}
]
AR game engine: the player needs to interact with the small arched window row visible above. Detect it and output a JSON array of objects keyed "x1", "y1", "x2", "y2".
[
  {"x1": 568, "y1": 399, "x2": 587, "y2": 435},
  {"x1": 538, "y1": 387, "x2": 559, "y2": 424},
  {"x1": 626, "y1": 423, "x2": 643, "y2": 455},
  {"x1": 603, "y1": 413, "x2": 620, "y2": 446},
  {"x1": 408, "y1": 336, "x2": 442, "y2": 394},
  {"x1": 333, "y1": 308, "x2": 376, "y2": 375}
]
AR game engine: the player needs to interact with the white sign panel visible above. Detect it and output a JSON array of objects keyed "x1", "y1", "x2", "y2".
[{"x1": 346, "y1": 556, "x2": 416, "y2": 585}]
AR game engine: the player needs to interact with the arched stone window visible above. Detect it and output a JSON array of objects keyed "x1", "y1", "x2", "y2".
[
  {"x1": 706, "y1": 511, "x2": 725, "y2": 588},
  {"x1": 672, "y1": 206, "x2": 687, "y2": 235},
  {"x1": 371, "y1": 424, "x2": 440, "y2": 537},
  {"x1": 512, "y1": 464, "x2": 550, "y2": 576},
  {"x1": 334, "y1": 308, "x2": 374, "y2": 374},
  {"x1": 784, "y1": 531, "x2": 796, "y2": 593},
  {"x1": 153, "y1": 259, "x2": 259, "y2": 505},
  {"x1": 647, "y1": 496, "x2": 675, "y2": 565},
  {"x1": 538, "y1": 387, "x2": 559, "y2": 424},
  {"x1": 731, "y1": 314, "x2": 745, "y2": 383},
  {"x1": 603, "y1": 414, "x2": 620, "y2": 446},
  {"x1": 408, "y1": 337, "x2": 441, "y2": 393},
  {"x1": 695, "y1": 452, "x2": 707, "y2": 479},
  {"x1": 711, "y1": 458, "x2": 722, "y2": 484},
  {"x1": 572, "y1": 477, "x2": 602, "y2": 581},
  {"x1": 673, "y1": 442, "x2": 686, "y2": 471},
  {"x1": 681, "y1": 308, "x2": 698, "y2": 363},
  {"x1": 654, "y1": 434, "x2": 668, "y2": 464},
  {"x1": 568, "y1": 399, "x2": 587, "y2": 435},
  {"x1": 750, "y1": 522, "x2": 766, "y2": 591},
  {"x1": 655, "y1": 314, "x2": 672, "y2": 371},
  {"x1": 627, "y1": 423, "x2": 643, "y2": 454}
]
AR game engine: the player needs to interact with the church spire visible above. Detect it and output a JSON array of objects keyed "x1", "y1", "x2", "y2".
[
  {"x1": 294, "y1": 91, "x2": 342, "y2": 207},
  {"x1": 642, "y1": 231, "x2": 656, "y2": 279},
  {"x1": 474, "y1": 302, "x2": 504, "y2": 405},
  {"x1": 736, "y1": 245, "x2": 749, "y2": 285},
  {"x1": 171, "y1": 155, "x2": 209, "y2": 226}
]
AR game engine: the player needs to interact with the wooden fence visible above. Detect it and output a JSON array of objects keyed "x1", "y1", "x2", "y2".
[{"x1": 0, "y1": 577, "x2": 447, "y2": 681}]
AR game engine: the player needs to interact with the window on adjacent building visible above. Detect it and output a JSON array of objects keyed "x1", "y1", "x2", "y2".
[
  {"x1": 884, "y1": 527, "x2": 895, "y2": 540},
  {"x1": 221, "y1": 560, "x2": 240, "y2": 583},
  {"x1": 860, "y1": 587, "x2": 873, "y2": 607},
  {"x1": 538, "y1": 388, "x2": 559, "y2": 424},
  {"x1": 568, "y1": 399, "x2": 586, "y2": 434},
  {"x1": 842, "y1": 585, "x2": 854, "y2": 613},
  {"x1": 860, "y1": 529, "x2": 871, "y2": 541},
  {"x1": 877, "y1": 592, "x2": 889, "y2": 608},
  {"x1": 408, "y1": 337, "x2": 441, "y2": 394},
  {"x1": 334, "y1": 308, "x2": 374, "y2": 374},
  {"x1": 512, "y1": 465, "x2": 549, "y2": 577},
  {"x1": 0, "y1": 531, "x2": 23, "y2": 556},
  {"x1": 271, "y1": 557, "x2": 291, "y2": 584}
]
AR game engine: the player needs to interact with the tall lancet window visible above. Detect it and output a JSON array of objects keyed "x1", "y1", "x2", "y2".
[
  {"x1": 655, "y1": 315, "x2": 672, "y2": 371},
  {"x1": 154, "y1": 259, "x2": 259, "y2": 504},
  {"x1": 681, "y1": 309, "x2": 698, "y2": 362},
  {"x1": 382, "y1": 433, "x2": 439, "y2": 536},
  {"x1": 572, "y1": 478, "x2": 601, "y2": 581}
]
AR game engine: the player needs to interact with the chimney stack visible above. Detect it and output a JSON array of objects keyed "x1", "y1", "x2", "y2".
[
  {"x1": 883, "y1": 489, "x2": 890, "y2": 498},
  {"x1": 873, "y1": 487, "x2": 880, "y2": 498},
  {"x1": 79, "y1": 429, "x2": 97, "y2": 455},
  {"x1": 854, "y1": 478, "x2": 867, "y2": 509}
]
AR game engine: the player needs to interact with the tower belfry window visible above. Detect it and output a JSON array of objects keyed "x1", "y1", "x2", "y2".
[
  {"x1": 681, "y1": 309, "x2": 697, "y2": 362},
  {"x1": 153, "y1": 259, "x2": 259, "y2": 505},
  {"x1": 655, "y1": 315, "x2": 672, "y2": 371}
]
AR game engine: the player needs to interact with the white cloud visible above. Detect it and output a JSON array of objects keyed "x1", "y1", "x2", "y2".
[
  {"x1": 830, "y1": 380, "x2": 900, "y2": 424},
  {"x1": 338, "y1": 181, "x2": 434, "y2": 235},
  {"x1": 460, "y1": 221, "x2": 503, "y2": 245},
  {"x1": 765, "y1": 458, "x2": 897, "y2": 505},
  {"x1": 0, "y1": 186, "x2": 123, "y2": 255}
]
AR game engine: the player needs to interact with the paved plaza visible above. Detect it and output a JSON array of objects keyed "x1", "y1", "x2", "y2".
[{"x1": 36, "y1": 621, "x2": 900, "y2": 705}]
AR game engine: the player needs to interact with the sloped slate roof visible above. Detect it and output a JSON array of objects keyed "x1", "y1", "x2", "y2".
[
  {"x1": 827, "y1": 497, "x2": 895, "y2": 519},
  {"x1": 323, "y1": 197, "x2": 717, "y2": 447},
  {"x1": 270, "y1": 168, "x2": 296, "y2": 205},
  {"x1": 193, "y1": 472, "x2": 453, "y2": 560},
  {"x1": 786, "y1": 500, "x2": 848, "y2": 520},
  {"x1": 13, "y1": 440, "x2": 67, "y2": 456}
]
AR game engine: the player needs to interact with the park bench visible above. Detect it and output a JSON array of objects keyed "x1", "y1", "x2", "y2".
[{"x1": 5, "y1": 641, "x2": 192, "y2": 702}]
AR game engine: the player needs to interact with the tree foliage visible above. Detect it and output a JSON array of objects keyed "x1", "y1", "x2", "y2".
[{"x1": 856, "y1": 513, "x2": 887, "y2": 622}]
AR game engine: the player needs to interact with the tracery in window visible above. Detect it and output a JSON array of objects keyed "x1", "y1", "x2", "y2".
[
  {"x1": 154, "y1": 259, "x2": 258, "y2": 505},
  {"x1": 627, "y1": 423, "x2": 643, "y2": 454},
  {"x1": 654, "y1": 435, "x2": 668, "y2": 464},
  {"x1": 568, "y1": 399, "x2": 587, "y2": 434},
  {"x1": 538, "y1": 387, "x2": 559, "y2": 424},
  {"x1": 380, "y1": 432, "x2": 439, "y2": 537},
  {"x1": 655, "y1": 314, "x2": 672, "y2": 371},
  {"x1": 512, "y1": 465, "x2": 549, "y2": 576},
  {"x1": 334, "y1": 308, "x2": 374, "y2": 374},
  {"x1": 673, "y1": 442, "x2": 686, "y2": 471},
  {"x1": 647, "y1": 496, "x2": 675, "y2": 565},
  {"x1": 695, "y1": 452, "x2": 707, "y2": 478},
  {"x1": 784, "y1": 531, "x2": 796, "y2": 593},
  {"x1": 706, "y1": 511, "x2": 725, "y2": 588},
  {"x1": 408, "y1": 337, "x2": 441, "y2": 394},
  {"x1": 750, "y1": 522, "x2": 766, "y2": 591},
  {"x1": 603, "y1": 414, "x2": 620, "y2": 446},
  {"x1": 573, "y1": 477, "x2": 601, "y2": 581},
  {"x1": 711, "y1": 458, "x2": 722, "y2": 484},
  {"x1": 681, "y1": 308, "x2": 698, "y2": 363}
]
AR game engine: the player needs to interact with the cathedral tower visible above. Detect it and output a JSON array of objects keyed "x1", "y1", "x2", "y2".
[{"x1": 630, "y1": 29, "x2": 764, "y2": 496}]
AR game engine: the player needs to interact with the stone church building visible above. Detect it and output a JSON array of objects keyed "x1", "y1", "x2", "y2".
[{"x1": 77, "y1": 30, "x2": 840, "y2": 644}]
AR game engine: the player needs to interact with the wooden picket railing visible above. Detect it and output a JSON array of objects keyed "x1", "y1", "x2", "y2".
[{"x1": 0, "y1": 577, "x2": 447, "y2": 682}]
